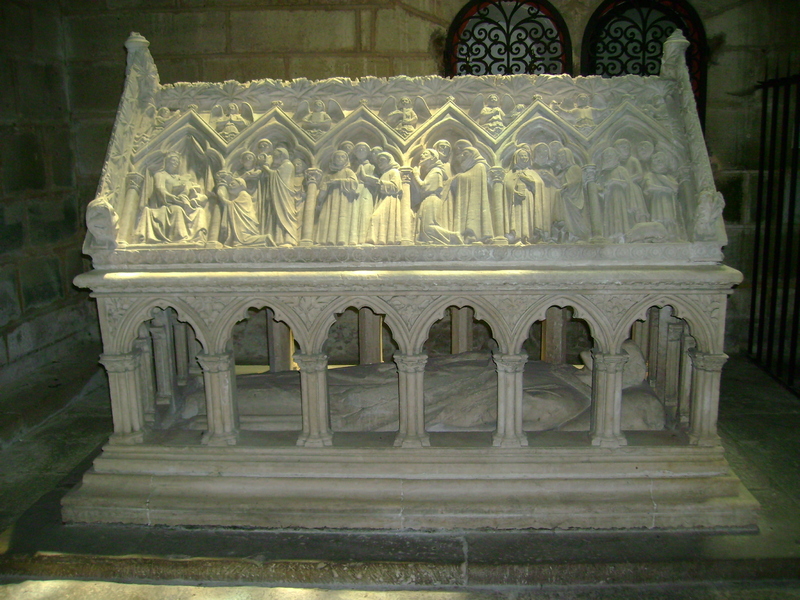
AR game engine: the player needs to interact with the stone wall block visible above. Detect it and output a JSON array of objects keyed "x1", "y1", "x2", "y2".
[
  {"x1": 289, "y1": 56, "x2": 392, "y2": 81},
  {"x1": 2, "y1": 131, "x2": 46, "y2": 193},
  {"x1": 66, "y1": 12, "x2": 226, "y2": 60},
  {"x1": 392, "y1": 57, "x2": 442, "y2": 77},
  {"x1": 49, "y1": 127, "x2": 75, "y2": 188},
  {"x1": 31, "y1": 3, "x2": 64, "y2": 60},
  {"x1": 375, "y1": 8, "x2": 439, "y2": 53},
  {"x1": 0, "y1": 57, "x2": 17, "y2": 120},
  {"x1": 202, "y1": 57, "x2": 286, "y2": 84},
  {"x1": 0, "y1": 1, "x2": 33, "y2": 55},
  {"x1": 17, "y1": 60, "x2": 68, "y2": 119},
  {"x1": 28, "y1": 193, "x2": 78, "y2": 246},
  {"x1": 68, "y1": 62, "x2": 125, "y2": 114},
  {"x1": 230, "y1": 10, "x2": 357, "y2": 53},
  {"x1": 0, "y1": 202, "x2": 25, "y2": 255},
  {"x1": 155, "y1": 58, "x2": 203, "y2": 86},
  {"x1": 19, "y1": 256, "x2": 63, "y2": 311},
  {"x1": 6, "y1": 301, "x2": 98, "y2": 363},
  {"x1": 74, "y1": 120, "x2": 114, "y2": 178},
  {"x1": 0, "y1": 267, "x2": 21, "y2": 329}
]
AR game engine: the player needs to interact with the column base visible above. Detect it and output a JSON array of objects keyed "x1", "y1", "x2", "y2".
[
  {"x1": 393, "y1": 433, "x2": 430, "y2": 448},
  {"x1": 689, "y1": 432, "x2": 721, "y2": 447},
  {"x1": 108, "y1": 431, "x2": 145, "y2": 445},
  {"x1": 201, "y1": 431, "x2": 239, "y2": 446},
  {"x1": 590, "y1": 433, "x2": 627, "y2": 448},
  {"x1": 297, "y1": 433, "x2": 333, "y2": 447},
  {"x1": 492, "y1": 433, "x2": 528, "y2": 448},
  {"x1": 491, "y1": 236, "x2": 509, "y2": 245},
  {"x1": 299, "y1": 239, "x2": 314, "y2": 247}
]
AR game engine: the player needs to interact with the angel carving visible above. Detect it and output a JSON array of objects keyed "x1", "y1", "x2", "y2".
[
  {"x1": 294, "y1": 99, "x2": 344, "y2": 139},
  {"x1": 211, "y1": 102, "x2": 254, "y2": 142},
  {"x1": 469, "y1": 93, "x2": 515, "y2": 136},
  {"x1": 550, "y1": 93, "x2": 597, "y2": 129},
  {"x1": 379, "y1": 96, "x2": 430, "y2": 137}
]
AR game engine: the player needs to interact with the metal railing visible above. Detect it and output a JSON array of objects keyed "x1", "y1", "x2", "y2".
[{"x1": 749, "y1": 71, "x2": 800, "y2": 393}]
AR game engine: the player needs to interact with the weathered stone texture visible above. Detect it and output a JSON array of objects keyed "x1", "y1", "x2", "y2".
[
  {"x1": 0, "y1": 268, "x2": 21, "y2": 329},
  {"x1": 230, "y1": 10, "x2": 358, "y2": 53},
  {"x1": 28, "y1": 193, "x2": 78, "y2": 246},
  {"x1": 73, "y1": 120, "x2": 115, "y2": 178},
  {"x1": 66, "y1": 12, "x2": 227, "y2": 60},
  {"x1": 2, "y1": 132, "x2": 46, "y2": 193},
  {"x1": 375, "y1": 8, "x2": 440, "y2": 53},
  {"x1": 19, "y1": 257, "x2": 63, "y2": 311},
  {"x1": 68, "y1": 62, "x2": 126, "y2": 114},
  {"x1": 0, "y1": 202, "x2": 25, "y2": 255},
  {"x1": 288, "y1": 55, "x2": 393, "y2": 80},
  {"x1": 202, "y1": 57, "x2": 286, "y2": 84}
]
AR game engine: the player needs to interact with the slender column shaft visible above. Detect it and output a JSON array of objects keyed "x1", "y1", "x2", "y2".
[
  {"x1": 688, "y1": 350, "x2": 727, "y2": 446},
  {"x1": 132, "y1": 333, "x2": 156, "y2": 423},
  {"x1": 188, "y1": 334, "x2": 202, "y2": 377},
  {"x1": 294, "y1": 353, "x2": 333, "y2": 447},
  {"x1": 358, "y1": 308, "x2": 383, "y2": 365},
  {"x1": 149, "y1": 311, "x2": 177, "y2": 407},
  {"x1": 590, "y1": 351, "x2": 628, "y2": 448},
  {"x1": 678, "y1": 334, "x2": 696, "y2": 425},
  {"x1": 489, "y1": 167, "x2": 509, "y2": 244},
  {"x1": 541, "y1": 306, "x2": 568, "y2": 364},
  {"x1": 120, "y1": 172, "x2": 144, "y2": 243},
  {"x1": 664, "y1": 320, "x2": 684, "y2": 420},
  {"x1": 399, "y1": 167, "x2": 414, "y2": 245},
  {"x1": 393, "y1": 354, "x2": 429, "y2": 448},
  {"x1": 266, "y1": 309, "x2": 294, "y2": 372},
  {"x1": 492, "y1": 353, "x2": 528, "y2": 447},
  {"x1": 583, "y1": 165, "x2": 603, "y2": 238},
  {"x1": 173, "y1": 321, "x2": 189, "y2": 386},
  {"x1": 450, "y1": 306, "x2": 473, "y2": 354},
  {"x1": 99, "y1": 352, "x2": 145, "y2": 444},
  {"x1": 197, "y1": 351, "x2": 238, "y2": 446},
  {"x1": 299, "y1": 168, "x2": 322, "y2": 246}
]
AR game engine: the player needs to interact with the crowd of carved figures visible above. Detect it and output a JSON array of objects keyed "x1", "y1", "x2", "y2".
[{"x1": 129, "y1": 130, "x2": 689, "y2": 248}]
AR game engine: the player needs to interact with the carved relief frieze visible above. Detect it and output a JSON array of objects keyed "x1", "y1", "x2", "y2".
[{"x1": 84, "y1": 31, "x2": 729, "y2": 270}]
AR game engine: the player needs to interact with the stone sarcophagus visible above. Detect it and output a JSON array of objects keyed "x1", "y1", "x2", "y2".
[{"x1": 65, "y1": 31, "x2": 758, "y2": 529}]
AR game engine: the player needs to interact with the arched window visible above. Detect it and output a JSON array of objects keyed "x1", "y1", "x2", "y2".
[
  {"x1": 582, "y1": 0, "x2": 708, "y2": 121},
  {"x1": 445, "y1": 0, "x2": 572, "y2": 76}
]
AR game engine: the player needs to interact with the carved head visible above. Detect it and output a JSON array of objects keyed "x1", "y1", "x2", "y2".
[
  {"x1": 228, "y1": 103, "x2": 240, "y2": 114},
  {"x1": 487, "y1": 94, "x2": 499, "y2": 106},
  {"x1": 651, "y1": 152, "x2": 669, "y2": 174},
  {"x1": 613, "y1": 139, "x2": 631, "y2": 161},
  {"x1": 399, "y1": 97, "x2": 412, "y2": 107},
  {"x1": 354, "y1": 142, "x2": 370, "y2": 160},
  {"x1": 532, "y1": 143, "x2": 550, "y2": 168},
  {"x1": 312, "y1": 99, "x2": 325, "y2": 112},
  {"x1": 556, "y1": 147, "x2": 575, "y2": 169},
  {"x1": 376, "y1": 152, "x2": 393, "y2": 171},
  {"x1": 512, "y1": 146, "x2": 531, "y2": 169},
  {"x1": 637, "y1": 140, "x2": 654, "y2": 162},
  {"x1": 576, "y1": 93, "x2": 590, "y2": 108},
  {"x1": 241, "y1": 151, "x2": 256, "y2": 168},
  {"x1": 256, "y1": 139, "x2": 273, "y2": 153},
  {"x1": 338, "y1": 140, "x2": 355, "y2": 155},
  {"x1": 165, "y1": 152, "x2": 181, "y2": 173},
  {"x1": 420, "y1": 148, "x2": 437, "y2": 167},
  {"x1": 273, "y1": 147, "x2": 290, "y2": 164},
  {"x1": 548, "y1": 140, "x2": 564, "y2": 159},
  {"x1": 330, "y1": 150, "x2": 349, "y2": 171},
  {"x1": 293, "y1": 157, "x2": 307, "y2": 175},
  {"x1": 601, "y1": 147, "x2": 620, "y2": 171},
  {"x1": 434, "y1": 140, "x2": 451, "y2": 160}
]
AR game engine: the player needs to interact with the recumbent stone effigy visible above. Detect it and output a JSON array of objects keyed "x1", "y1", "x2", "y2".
[{"x1": 66, "y1": 31, "x2": 758, "y2": 529}]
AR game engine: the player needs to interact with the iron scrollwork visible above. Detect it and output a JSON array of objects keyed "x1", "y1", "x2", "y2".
[{"x1": 446, "y1": 0, "x2": 571, "y2": 76}]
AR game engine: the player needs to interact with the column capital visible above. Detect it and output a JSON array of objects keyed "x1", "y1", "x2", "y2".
[
  {"x1": 399, "y1": 166, "x2": 414, "y2": 183},
  {"x1": 689, "y1": 349, "x2": 728, "y2": 371},
  {"x1": 492, "y1": 353, "x2": 528, "y2": 373},
  {"x1": 295, "y1": 353, "x2": 329, "y2": 372},
  {"x1": 126, "y1": 171, "x2": 144, "y2": 191},
  {"x1": 99, "y1": 352, "x2": 138, "y2": 372},
  {"x1": 196, "y1": 352, "x2": 233, "y2": 372},
  {"x1": 488, "y1": 166, "x2": 506, "y2": 184},
  {"x1": 591, "y1": 351, "x2": 629, "y2": 373},
  {"x1": 394, "y1": 353, "x2": 428, "y2": 373},
  {"x1": 305, "y1": 168, "x2": 322, "y2": 186}
]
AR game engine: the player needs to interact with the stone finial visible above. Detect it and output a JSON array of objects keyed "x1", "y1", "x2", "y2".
[
  {"x1": 125, "y1": 32, "x2": 150, "y2": 52},
  {"x1": 660, "y1": 29, "x2": 690, "y2": 80}
]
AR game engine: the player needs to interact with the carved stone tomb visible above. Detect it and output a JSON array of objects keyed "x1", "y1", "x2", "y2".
[{"x1": 65, "y1": 31, "x2": 758, "y2": 529}]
